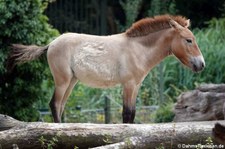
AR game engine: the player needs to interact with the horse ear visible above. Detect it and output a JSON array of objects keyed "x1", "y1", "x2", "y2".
[
  {"x1": 169, "y1": 19, "x2": 183, "y2": 30},
  {"x1": 185, "y1": 19, "x2": 191, "y2": 28}
]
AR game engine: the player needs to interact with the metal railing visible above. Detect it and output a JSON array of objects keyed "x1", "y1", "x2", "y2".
[{"x1": 38, "y1": 96, "x2": 159, "y2": 123}]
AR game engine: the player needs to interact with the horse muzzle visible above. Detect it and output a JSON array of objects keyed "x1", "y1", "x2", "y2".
[{"x1": 190, "y1": 55, "x2": 205, "y2": 72}]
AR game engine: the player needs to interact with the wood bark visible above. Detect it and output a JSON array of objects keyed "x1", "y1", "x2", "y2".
[
  {"x1": 0, "y1": 115, "x2": 225, "y2": 149},
  {"x1": 212, "y1": 123, "x2": 225, "y2": 145},
  {"x1": 174, "y1": 84, "x2": 225, "y2": 122}
]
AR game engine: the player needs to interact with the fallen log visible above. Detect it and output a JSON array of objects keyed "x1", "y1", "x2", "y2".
[{"x1": 0, "y1": 115, "x2": 225, "y2": 149}]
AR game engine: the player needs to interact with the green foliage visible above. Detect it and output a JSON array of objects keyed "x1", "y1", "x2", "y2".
[
  {"x1": 175, "y1": 0, "x2": 225, "y2": 28},
  {"x1": 118, "y1": 0, "x2": 143, "y2": 31},
  {"x1": 155, "y1": 144, "x2": 165, "y2": 149},
  {"x1": 205, "y1": 137, "x2": 214, "y2": 146},
  {"x1": 39, "y1": 135, "x2": 58, "y2": 149},
  {"x1": 152, "y1": 102, "x2": 175, "y2": 123},
  {"x1": 0, "y1": 0, "x2": 59, "y2": 121},
  {"x1": 193, "y1": 18, "x2": 225, "y2": 83},
  {"x1": 64, "y1": 83, "x2": 122, "y2": 123},
  {"x1": 148, "y1": 0, "x2": 176, "y2": 16},
  {"x1": 196, "y1": 137, "x2": 216, "y2": 149},
  {"x1": 140, "y1": 71, "x2": 161, "y2": 106},
  {"x1": 103, "y1": 134, "x2": 113, "y2": 144}
]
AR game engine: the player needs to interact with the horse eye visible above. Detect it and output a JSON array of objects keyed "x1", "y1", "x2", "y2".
[{"x1": 186, "y1": 39, "x2": 192, "y2": 44}]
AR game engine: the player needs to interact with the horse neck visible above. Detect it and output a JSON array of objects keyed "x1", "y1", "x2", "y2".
[{"x1": 133, "y1": 29, "x2": 174, "y2": 70}]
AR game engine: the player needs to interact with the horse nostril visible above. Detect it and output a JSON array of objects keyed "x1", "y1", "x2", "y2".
[
  {"x1": 201, "y1": 62, "x2": 205, "y2": 68},
  {"x1": 193, "y1": 64, "x2": 197, "y2": 72}
]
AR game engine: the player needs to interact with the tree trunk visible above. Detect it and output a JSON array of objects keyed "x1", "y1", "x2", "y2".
[
  {"x1": 0, "y1": 115, "x2": 225, "y2": 149},
  {"x1": 174, "y1": 84, "x2": 225, "y2": 122}
]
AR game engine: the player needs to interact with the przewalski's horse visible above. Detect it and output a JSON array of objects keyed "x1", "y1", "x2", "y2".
[{"x1": 9, "y1": 14, "x2": 205, "y2": 123}]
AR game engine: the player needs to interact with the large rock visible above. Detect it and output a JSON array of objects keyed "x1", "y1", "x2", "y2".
[{"x1": 174, "y1": 84, "x2": 225, "y2": 122}]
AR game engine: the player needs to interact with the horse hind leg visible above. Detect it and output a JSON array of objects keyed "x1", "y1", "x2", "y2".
[
  {"x1": 50, "y1": 89, "x2": 62, "y2": 123},
  {"x1": 48, "y1": 62, "x2": 74, "y2": 122},
  {"x1": 60, "y1": 77, "x2": 78, "y2": 118},
  {"x1": 49, "y1": 78, "x2": 71, "y2": 123}
]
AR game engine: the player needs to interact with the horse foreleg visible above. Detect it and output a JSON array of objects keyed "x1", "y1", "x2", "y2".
[{"x1": 122, "y1": 82, "x2": 140, "y2": 123}]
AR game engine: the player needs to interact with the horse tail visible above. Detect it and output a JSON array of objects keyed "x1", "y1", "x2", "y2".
[{"x1": 7, "y1": 44, "x2": 49, "y2": 70}]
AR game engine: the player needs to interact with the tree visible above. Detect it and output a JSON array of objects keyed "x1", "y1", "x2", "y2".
[
  {"x1": 175, "y1": 0, "x2": 225, "y2": 28},
  {"x1": 0, "y1": 0, "x2": 58, "y2": 121}
]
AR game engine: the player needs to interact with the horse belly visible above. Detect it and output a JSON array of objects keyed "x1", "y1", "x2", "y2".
[
  {"x1": 71, "y1": 42, "x2": 119, "y2": 88},
  {"x1": 75, "y1": 63, "x2": 119, "y2": 88}
]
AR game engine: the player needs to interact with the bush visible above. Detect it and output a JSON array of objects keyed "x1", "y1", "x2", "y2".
[
  {"x1": 152, "y1": 102, "x2": 175, "y2": 123},
  {"x1": 0, "y1": 0, "x2": 58, "y2": 121}
]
